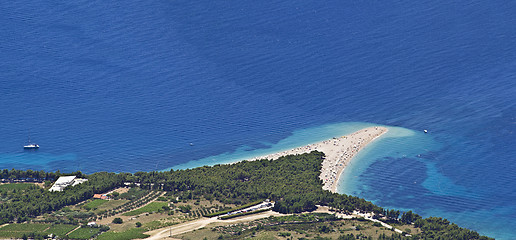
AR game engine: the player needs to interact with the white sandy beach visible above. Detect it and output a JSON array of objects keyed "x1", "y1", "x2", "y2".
[{"x1": 248, "y1": 126, "x2": 388, "y2": 193}]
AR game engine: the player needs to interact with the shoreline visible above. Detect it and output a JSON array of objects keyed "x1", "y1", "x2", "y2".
[{"x1": 247, "y1": 126, "x2": 388, "y2": 193}]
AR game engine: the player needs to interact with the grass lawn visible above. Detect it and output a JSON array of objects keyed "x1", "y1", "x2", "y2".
[
  {"x1": 44, "y1": 224, "x2": 78, "y2": 237},
  {"x1": 123, "y1": 202, "x2": 168, "y2": 216},
  {"x1": 96, "y1": 228, "x2": 149, "y2": 240},
  {"x1": 83, "y1": 199, "x2": 107, "y2": 210},
  {"x1": 67, "y1": 227, "x2": 100, "y2": 239},
  {"x1": 0, "y1": 223, "x2": 51, "y2": 238}
]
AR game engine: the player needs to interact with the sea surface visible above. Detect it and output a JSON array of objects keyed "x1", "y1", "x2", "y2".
[{"x1": 0, "y1": 1, "x2": 515, "y2": 238}]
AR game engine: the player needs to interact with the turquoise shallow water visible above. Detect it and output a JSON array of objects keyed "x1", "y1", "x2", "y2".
[
  {"x1": 338, "y1": 125, "x2": 444, "y2": 195},
  {"x1": 173, "y1": 121, "x2": 516, "y2": 239},
  {"x1": 169, "y1": 122, "x2": 377, "y2": 170}
]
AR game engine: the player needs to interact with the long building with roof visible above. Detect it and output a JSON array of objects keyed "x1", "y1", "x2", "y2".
[{"x1": 49, "y1": 176, "x2": 88, "y2": 192}]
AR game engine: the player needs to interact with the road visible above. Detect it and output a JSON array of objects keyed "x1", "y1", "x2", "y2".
[
  {"x1": 144, "y1": 206, "x2": 404, "y2": 239},
  {"x1": 143, "y1": 210, "x2": 283, "y2": 240}
]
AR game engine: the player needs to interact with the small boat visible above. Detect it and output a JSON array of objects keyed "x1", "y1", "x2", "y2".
[
  {"x1": 424, "y1": 129, "x2": 428, "y2": 133},
  {"x1": 23, "y1": 134, "x2": 39, "y2": 149},
  {"x1": 24, "y1": 143, "x2": 39, "y2": 149}
]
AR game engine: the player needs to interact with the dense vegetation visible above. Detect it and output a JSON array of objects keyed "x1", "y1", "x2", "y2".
[
  {"x1": 130, "y1": 151, "x2": 381, "y2": 215},
  {"x1": 0, "y1": 151, "x2": 492, "y2": 239},
  {"x1": 0, "y1": 168, "x2": 67, "y2": 181},
  {"x1": 0, "y1": 171, "x2": 128, "y2": 223}
]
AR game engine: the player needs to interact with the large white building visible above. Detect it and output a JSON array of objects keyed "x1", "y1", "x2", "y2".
[{"x1": 49, "y1": 176, "x2": 88, "y2": 192}]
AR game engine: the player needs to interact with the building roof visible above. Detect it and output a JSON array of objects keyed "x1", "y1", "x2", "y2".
[
  {"x1": 49, "y1": 176, "x2": 87, "y2": 192},
  {"x1": 72, "y1": 178, "x2": 88, "y2": 186},
  {"x1": 54, "y1": 176, "x2": 76, "y2": 185}
]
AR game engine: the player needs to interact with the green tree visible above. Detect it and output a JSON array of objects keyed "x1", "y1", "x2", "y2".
[{"x1": 112, "y1": 217, "x2": 123, "y2": 224}]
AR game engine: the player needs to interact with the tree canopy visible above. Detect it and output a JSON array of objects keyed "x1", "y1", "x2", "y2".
[{"x1": 0, "y1": 151, "x2": 492, "y2": 239}]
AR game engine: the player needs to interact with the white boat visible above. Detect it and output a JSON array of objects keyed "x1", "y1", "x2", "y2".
[
  {"x1": 24, "y1": 143, "x2": 39, "y2": 149},
  {"x1": 424, "y1": 129, "x2": 428, "y2": 133},
  {"x1": 23, "y1": 134, "x2": 39, "y2": 149}
]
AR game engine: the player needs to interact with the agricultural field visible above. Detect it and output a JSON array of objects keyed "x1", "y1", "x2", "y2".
[
  {"x1": 83, "y1": 199, "x2": 107, "y2": 210},
  {"x1": 67, "y1": 226, "x2": 100, "y2": 239},
  {"x1": 44, "y1": 224, "x2": 78, "y2": 237},
  {"x1": 0, "y1": 183, "x2": 39, "y2": 191},
  {"x1": 0, "y1": 223, "x2": 50, "y2": 232},
  {"x1": 0, "y1": 223, "x2": 50, "y2": 238},
  {"x1": 122, "y1": 202, "x2": 169, "y2": 216},
  {"x1": 96, "y1": 228, "x2": 149, "y2": 240},
  {"x1": 97, "y1": 197, "x2": 224, "y2": 238},
  {"x1": 0, "y1": 223, "x2": 80, "y2": 239},
  {"x1": 95, "y1": 199, "x2": 129, "y2": 212},
  {"x1": 119, "y1": 187, "x2": 150, "y2": 200}
]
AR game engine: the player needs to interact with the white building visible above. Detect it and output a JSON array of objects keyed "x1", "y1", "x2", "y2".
[{"x1": 49, "y1": 176, "x2": 88, "y2": 192}]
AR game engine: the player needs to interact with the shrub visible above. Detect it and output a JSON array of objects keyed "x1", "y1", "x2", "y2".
[{"x1": 112, "y1": 218, "x2": 123, "y2": 224}]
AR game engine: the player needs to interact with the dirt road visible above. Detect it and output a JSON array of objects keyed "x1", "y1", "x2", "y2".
[
  {"x1": 143, "y1": 210, "x2": 283, "y2": 240},
  {"x1": 144, "y1": 206, "x2": 403, "y2": 239}
]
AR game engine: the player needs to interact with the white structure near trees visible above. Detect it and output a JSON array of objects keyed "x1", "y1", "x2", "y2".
[{"x1": 49, "y1": 176, "x2": 88, "y2": 192}]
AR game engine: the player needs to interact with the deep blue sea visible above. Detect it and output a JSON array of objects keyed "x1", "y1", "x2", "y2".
[{"x1": 1, "y1": 1, "x2": 515, "y2": 238}]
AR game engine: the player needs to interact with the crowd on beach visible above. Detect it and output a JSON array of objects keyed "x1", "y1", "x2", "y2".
[{"x1": 248, "y1": 127, "x2": 388, "y2": 193}]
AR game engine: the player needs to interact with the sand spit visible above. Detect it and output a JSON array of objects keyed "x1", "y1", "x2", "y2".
[{"x1": 248, "y1": 127, "x2": 388, "y2": 193}]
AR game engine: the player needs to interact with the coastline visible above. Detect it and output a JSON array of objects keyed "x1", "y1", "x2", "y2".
[{"x1": 247, "y1": 126, "x2": 388, "y2": 193}]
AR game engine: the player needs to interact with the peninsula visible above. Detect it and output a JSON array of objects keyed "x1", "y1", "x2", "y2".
[
  {"x1": 248, "y1": 126, "x2": 388, "y2": 192},
  {"x1": 0, "y1": 127, "x2": 492, "y2": 240}
]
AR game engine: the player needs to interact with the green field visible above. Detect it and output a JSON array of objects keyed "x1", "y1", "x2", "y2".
[
  {"x1": 44, "y1": 224, "x2": 77, "y2": 237},
  {"x1": 0, "y1": 223, "x2": 79, "y2": 238},
  {"x1": 96, "y1": 199, "x2": 128, "y2": 210},
  {"x1": 0, "y1": 223, "x2": 50, "y2": 232},
  {"x1": 67, "y1": 226, "x2": 100, "y2": 239},
  {"x1": 96, "y1": 228, "x2": 149, "y2": 240},
  {"x1": 122, "y1": 202, "x2": 168, "y2": 216},
  {"x1": 0, "y1": 231, "x2": 24, "y2": 238},
  {"x1": 0, "y1": 183, "x2": 38, "y2": 191},
  {"x1": 83, "y1": 199, "x2": 107, "y2": 210},
  {"x1": 0, "y1": 223, "x2": 51, "y2": 238}
]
